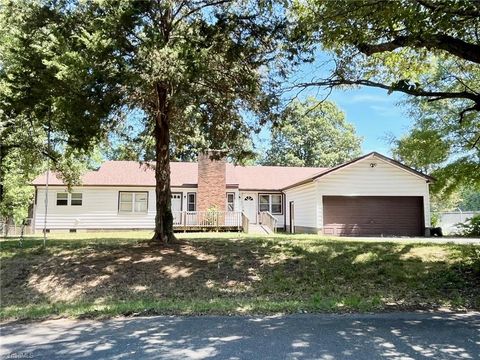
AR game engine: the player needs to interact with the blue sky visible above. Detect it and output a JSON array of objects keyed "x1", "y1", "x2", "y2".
[{"x1": 329, "y1": 88, "x2": 412, "y2": 155}]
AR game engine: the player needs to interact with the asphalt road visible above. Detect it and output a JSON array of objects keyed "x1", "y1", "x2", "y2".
[{"x1": 1, "y1": 312, "x2": 479, "y2": 359}]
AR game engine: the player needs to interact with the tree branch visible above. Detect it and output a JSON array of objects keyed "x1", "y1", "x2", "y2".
[
  {"x1": 297, "y1": 78, "x2": 480, "y2": 105},
  {"x1": 295, "y1": 77, "x2": 480, "y2": 124},
  {"x1": 357, "y1": 34, "x2": 480, "y2": 64},
  {"x1": 172, "y1": 0, "x2": 232, "y2": 28}
]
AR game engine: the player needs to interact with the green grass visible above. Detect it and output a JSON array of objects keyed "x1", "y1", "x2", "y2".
[{"x1": 1, "y1": 231, "x2": 479, "y2": 321}]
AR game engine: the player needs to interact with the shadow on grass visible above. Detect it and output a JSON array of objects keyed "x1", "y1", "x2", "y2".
[{"x1": 1, "y1": 235, "x2": 479, "y2": 320}]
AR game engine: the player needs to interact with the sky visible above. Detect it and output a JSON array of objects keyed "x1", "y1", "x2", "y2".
[{"x1": 329, "y1": 87, "x2": 412, "y2": 155}]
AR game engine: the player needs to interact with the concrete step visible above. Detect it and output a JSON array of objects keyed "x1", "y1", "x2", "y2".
[{"x1": 248, "y1": 224, "x2": 273, "y2": 235}]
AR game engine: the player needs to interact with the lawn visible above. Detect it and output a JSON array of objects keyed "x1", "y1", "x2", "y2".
[{"x1": 1, "y1": 232, "x2": 479, "y2": 321}]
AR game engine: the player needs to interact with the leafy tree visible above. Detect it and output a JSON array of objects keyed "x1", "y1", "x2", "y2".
[
  {"x1": 459, "y1": 188, "x2": 480, "y2": 211},
  {"x1": 1, "y1": 1, "x2": 286, "y2": 242},
  {"x1": 263, "y1": 98, "x2": 362, "y2": 167},
  {"x1": 0, "y1": 0, "x2": 121, "y2": 222},
  {"x1": 391, "y1": 97, "x2": 479, "y2": 195},
  {"x1": 291, "y1": 0, "x2": 480, "y2": 122}
]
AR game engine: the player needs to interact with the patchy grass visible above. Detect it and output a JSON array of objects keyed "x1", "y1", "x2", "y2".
[{"x1": 1, "y1": 232, "x2": 479, "y2": 321}]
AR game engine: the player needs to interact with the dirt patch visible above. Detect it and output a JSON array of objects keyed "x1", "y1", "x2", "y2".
[
  {"x1": 1, "y1": 235, "x2": 479, "y2": 318},
  {"x1": 1, "y1": 239, "x2": 269, "y2": 306}
]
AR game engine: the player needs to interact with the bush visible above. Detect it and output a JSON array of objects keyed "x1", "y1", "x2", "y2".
[{"x1": 456, "y1": 214, "x2": 480, "y2": 237}]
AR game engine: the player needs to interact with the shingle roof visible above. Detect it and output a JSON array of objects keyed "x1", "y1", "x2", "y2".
[{"x1": 32, "y1": 161, "x2": 329, "y2": 190}]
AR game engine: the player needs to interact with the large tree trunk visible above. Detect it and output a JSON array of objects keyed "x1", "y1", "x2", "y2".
[{"x1": 152, "y1": 83, "x2": 175, "y2": 243}]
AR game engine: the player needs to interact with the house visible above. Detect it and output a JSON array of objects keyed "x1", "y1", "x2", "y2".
[{"x1": 31, "y1": 152, "x2": 434, "y2": 236}]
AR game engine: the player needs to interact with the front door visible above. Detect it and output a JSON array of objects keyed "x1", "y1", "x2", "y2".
[
  {"x1": 171, "y1": 193, "x2": 182, "y2": 224},
  {"x1": 242, "y1": 194, "x2": 257, "y2": 224}
]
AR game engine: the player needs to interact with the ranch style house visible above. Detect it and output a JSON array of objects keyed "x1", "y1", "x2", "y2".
[{"x1": 31, "y1": 152, "x2": 434, "y2": 236}]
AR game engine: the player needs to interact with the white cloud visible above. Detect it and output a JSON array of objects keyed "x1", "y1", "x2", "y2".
[{"x1": 347, "y1": 94, "x2": 393, "y2": 104}]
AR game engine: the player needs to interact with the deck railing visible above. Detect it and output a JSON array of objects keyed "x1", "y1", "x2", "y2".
[
  {"x1": 172, "y1": 211, "x2": 242, "y2": 229},
  {"x1": 259, "y1": 211, "x2": 278, "y2": 233}
]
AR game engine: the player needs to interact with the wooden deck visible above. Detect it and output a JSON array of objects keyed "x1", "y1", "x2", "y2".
[{"x1": 172, "y1": 211, "x2": 244, "y2": 232}]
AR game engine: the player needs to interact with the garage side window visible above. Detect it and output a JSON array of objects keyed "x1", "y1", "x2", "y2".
[{"x1": 119, "y1": 192, "x2": 148, "y2": 213}]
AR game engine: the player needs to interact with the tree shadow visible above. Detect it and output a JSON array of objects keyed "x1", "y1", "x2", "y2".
[
  {"x1": 0, "y1": 312, "x2": 479, "y2": 359},
  {"x1": 1, "y1": 235, "x2": 479, "y2": 313}
]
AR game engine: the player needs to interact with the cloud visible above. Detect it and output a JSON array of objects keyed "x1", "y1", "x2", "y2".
[
  {"x1": 369, "y1": 105, "x2": 399, "y2": 117},
  {"x1": 346, "y1": 94, "x2": 393, "y2": 104}
]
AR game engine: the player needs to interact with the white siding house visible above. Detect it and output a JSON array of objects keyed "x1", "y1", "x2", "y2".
[{"x1": 32, "y1": 152, "x2": 433, "y2": 236}]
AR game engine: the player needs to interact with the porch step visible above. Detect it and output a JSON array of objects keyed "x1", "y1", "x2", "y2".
[{"x1": 248, "y1": 224, "x2": 273, "y2": 235}]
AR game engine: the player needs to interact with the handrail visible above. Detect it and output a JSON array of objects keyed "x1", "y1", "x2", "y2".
[
  {"x1": 241, "y1": 212, "x2": 250, "y2": 233},
  {"x1": 259, "y1": 211, "x2": 277, "y2": 233}
]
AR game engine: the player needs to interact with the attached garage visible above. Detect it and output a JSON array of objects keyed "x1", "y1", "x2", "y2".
[
  {"x1": 322, "y1": 196, "x2": 424, "y2": 236},
  {"x1": 284, "y1": 152, "x2": 434, "y2": 237}
]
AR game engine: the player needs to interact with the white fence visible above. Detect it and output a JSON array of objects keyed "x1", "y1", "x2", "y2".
[{"x1": 437, "y1": 211, "x2": 479, "y2": 235}]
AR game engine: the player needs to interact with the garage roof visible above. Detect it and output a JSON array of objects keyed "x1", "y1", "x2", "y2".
[{"x1": 282, "y1": 152, "x2": 435, "y2": 190}]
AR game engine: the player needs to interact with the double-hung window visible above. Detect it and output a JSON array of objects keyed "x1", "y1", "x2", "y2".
[
  {"x1": 259, "y1": 194, "x2": 282, "y2": 214},
  {"x1": 56, "y1": 192, "x2": 82, "y2": 206},
  {"x1": 71, "y1": 193, "x2": 83, "y2": 206},
  {"x1": 187, "y1": 193, "x2": 196, "y2": 211},
  {"x1": 56, "y1": 193, "x2": 68, "y2": 206},
  {"x1": 226, "y1": 193, "x2": 235, "y2": 211},
  {"x1": 119, "y1": 192, "x2": 148, "y2": 213}
]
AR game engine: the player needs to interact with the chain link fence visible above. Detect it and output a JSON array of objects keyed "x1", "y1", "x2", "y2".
[{"x1": 0, "y1": 218, "x2": 34, "y2": 237}]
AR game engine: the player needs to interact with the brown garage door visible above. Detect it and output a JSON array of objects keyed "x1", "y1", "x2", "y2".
[{"x1": 323, "y1": 196, "x2": 424, "y2": 236}]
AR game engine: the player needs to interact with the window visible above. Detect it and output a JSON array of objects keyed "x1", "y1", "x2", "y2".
[
  {"x1": 258, "y1": 194, "x2": 283, "y2": 214},
  {"x1": 57, "y1": 192, "x2": 83, "y2": 206},
  {"x1": 187, "y1": 193, "x2": 196, "y2": 211},
  {"x1": 71, "y1": 193, "x2": 82, "y2": 206},
  {"x1": 226, "y1": 193, "x2": 235, "y2": 211},
  {"x1": 56, "y1": 193, "x2": 68, "y2": 206},
  {"x1": 119, "y1": 192, "x2": 148, "y2": 213},
  {"x1": 271, "y1": 194, "x2": 282, "y2": 214},
  {"x1": 259, "y1": 195, "x2": 269, "y2": 212}
]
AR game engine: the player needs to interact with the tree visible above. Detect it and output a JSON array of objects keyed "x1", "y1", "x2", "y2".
[
  {"x1": 262, "y1": 98, "x2": 362, "y2": 167},
  {"x1": 1, "y1": 1, "x2": 286, "y2": 243},
  {"x1": 391, "y1": 97, "x2": 480, "y2": 196},
  {"x1": 391, "y1": 91, "x2": 480, "y2": 216},
  {"x1": 459, "y1": 188, "x2": 480, "y2": 211},
  {"x1": 290, "y1": 0, "x2": 480, "y2": 123}
]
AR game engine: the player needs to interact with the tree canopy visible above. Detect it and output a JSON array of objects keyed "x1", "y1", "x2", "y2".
[
  {"x1": 291, "y1": 0, "x2": 480, "y2": 123},
  {"x1": 262, "y1": 98, "x2": 362, "y2": 167},
  {"x1": 391, "y1": 96, "x2": 480, "y2": 196},
  {"x1": 0, "y1": 0, "x2": 287, "y2": 241}
]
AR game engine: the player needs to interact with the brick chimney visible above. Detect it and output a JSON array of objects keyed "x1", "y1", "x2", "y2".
[{"x1": 197, "y1": 150, "x2": 226, "y2": 212}]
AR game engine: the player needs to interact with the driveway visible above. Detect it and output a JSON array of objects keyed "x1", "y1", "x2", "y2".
[
  {"x1": 1, "y1": 312, "x2": 479, "y2": 359},
  {"x1": 334, "y1": 236, "x2": 480, "y2": 245}
]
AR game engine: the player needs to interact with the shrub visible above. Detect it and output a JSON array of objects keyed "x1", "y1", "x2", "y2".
[{"x1": 456, "y1": 214, "x2": 480, "y2": 237}]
